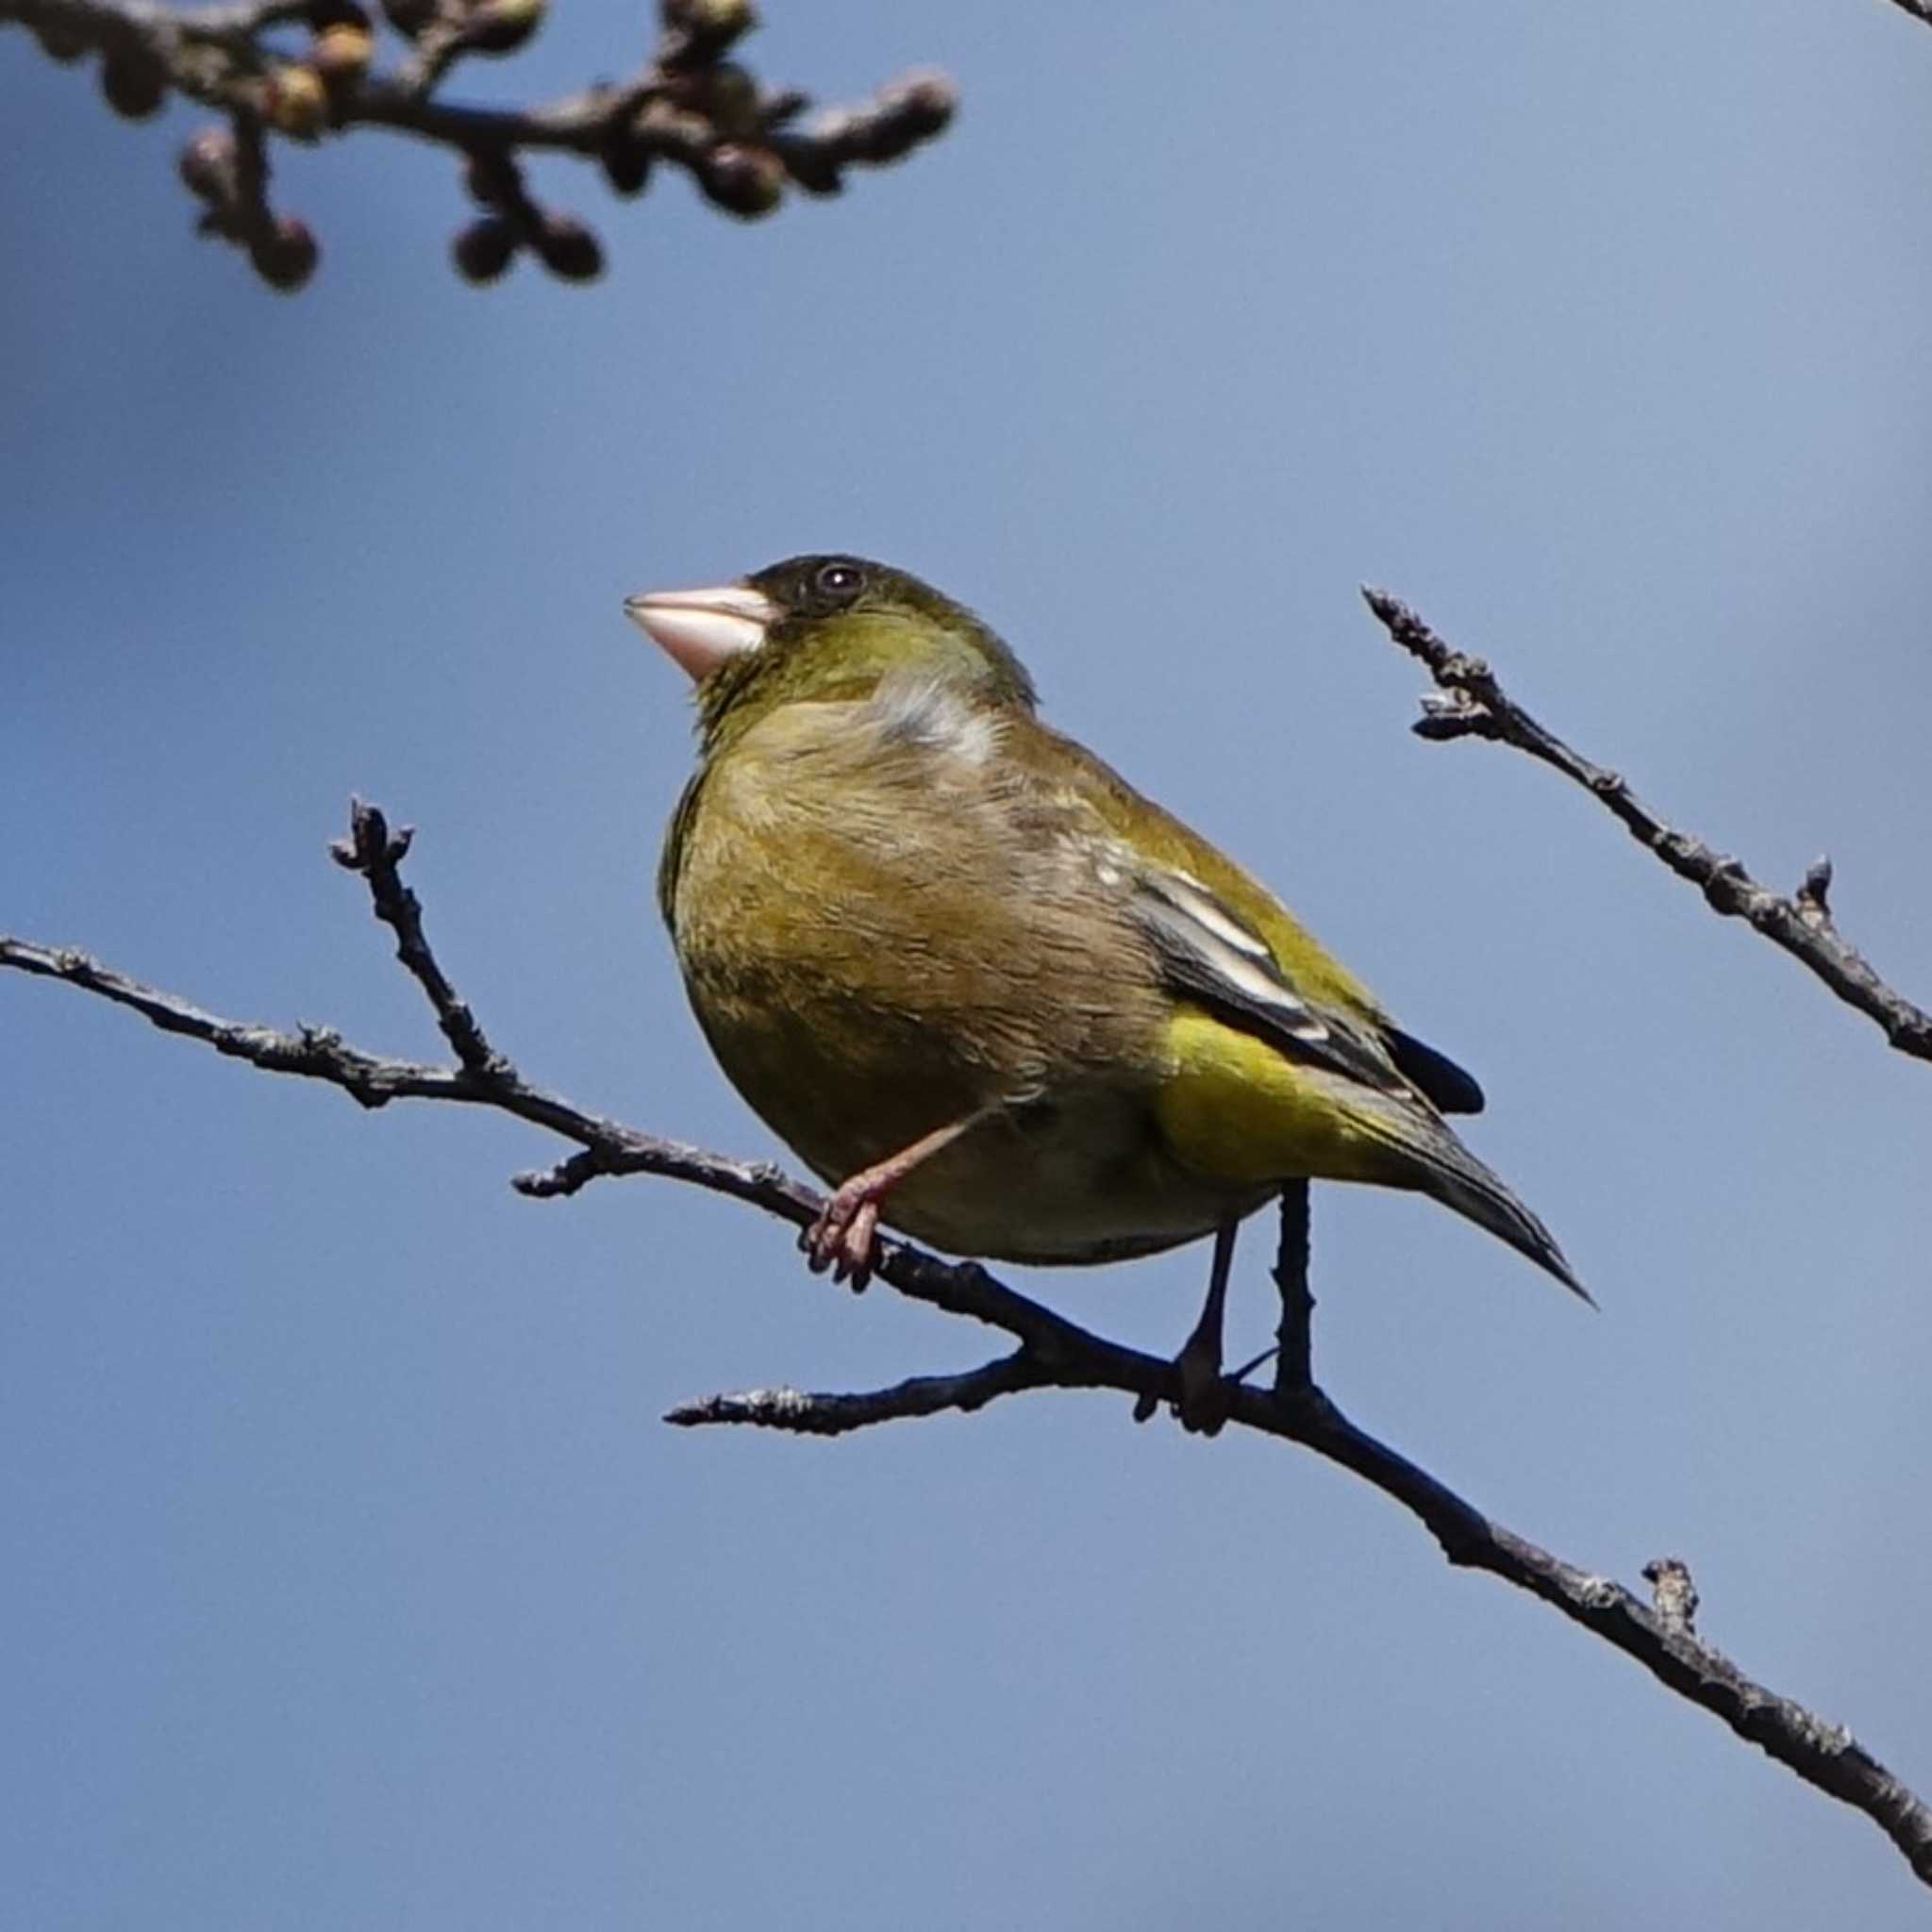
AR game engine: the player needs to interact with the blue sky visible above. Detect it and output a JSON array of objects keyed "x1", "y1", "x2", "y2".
[{"x1": 6, "y1": 2, "x2": 1932, "y2": 1925}]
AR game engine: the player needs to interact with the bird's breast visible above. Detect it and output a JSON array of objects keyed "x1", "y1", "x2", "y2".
[{"x1": 664, "y1": 700, "x2": 1242, "y2": 1261}]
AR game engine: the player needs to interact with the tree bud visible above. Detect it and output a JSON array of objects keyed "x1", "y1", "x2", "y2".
[
  {"x1": 250, "y1": 216, "x2": 320, "y2": 291},
  {"x1": 32, "y1": 18, "x2": 91, "y2": 61},
  {"x1": 452, "y1": 216, "x2": 518, "y2": 283},
  {"x1": 533, "y1": 211, "x2": 604, "y2": 281},
  {"x1": 178, "y1": 125, "x2": 240, "y2": 204},
  {"x1": 698, "y1": 142, "x2": 784, "y2": 218},
  {"x1": 380, "y1": 0, "x2": 437, "y2": 37},
  {"x1": 600, "y1": 141, "x2": 654, "y2": 198},
  {"x1": 310, "y1": 24, "x2": 374, "y2": 85},
  {"x1": 101, "y1": 49, "x2": 166, "y2": 120},
  {"x1": 263, "y1": 64, "x2": 330, "y2": 139},
  {"x1": 661, "y1": 0, "x2": 755, "y2": 56},
  {"x1": 466, "y1": 0, "x2": 547, "y2": 55}
]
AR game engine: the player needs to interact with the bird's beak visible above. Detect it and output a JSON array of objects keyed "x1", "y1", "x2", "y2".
[{"x1": 625, "y1": 583, "x2": 779, "y2": 682}]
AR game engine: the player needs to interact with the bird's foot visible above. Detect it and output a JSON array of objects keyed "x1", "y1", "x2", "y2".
[
  {"x1": 1173, "y1": 1329, "x2": 1232, "y2": 1437},
  {"x1": 797, "y1": 1116, "x2": 989, "y2": 1292},
  {"x1": 801, "y1": 1183, "x2": 883, "y2": 1291}
]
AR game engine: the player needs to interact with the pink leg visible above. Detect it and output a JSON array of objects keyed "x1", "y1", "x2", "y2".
[{"x1": 803, "y1": 1113, "x2": 984, "y2": 1290}]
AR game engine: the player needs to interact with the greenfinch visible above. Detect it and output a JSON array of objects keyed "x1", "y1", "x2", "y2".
[{"x1": 627, "y1": 555, "x2": 1584, "y2": 1349}]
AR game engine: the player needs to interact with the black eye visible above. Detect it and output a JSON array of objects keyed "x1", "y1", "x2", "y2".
[{"x1": 815, "y1": 561, "x2": 864, "y2": 599}]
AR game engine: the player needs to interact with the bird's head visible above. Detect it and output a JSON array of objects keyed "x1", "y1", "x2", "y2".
[{"x1": 625, "y1": 554, "x2": 1037, "y2": 752}]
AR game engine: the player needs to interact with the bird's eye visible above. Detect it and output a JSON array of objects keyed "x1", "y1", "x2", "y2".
[{"x1": 815, "y1": 561, "x2": 864, "y2": 599}]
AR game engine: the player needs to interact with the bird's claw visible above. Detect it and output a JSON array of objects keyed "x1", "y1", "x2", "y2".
[
  {"x1": 1174, "y1": 1333, "x2": 1231, "y2": 1437},
  {"x1": 801, "y1": 1187, "x2": 881, "y2": 1291},
  {"x1": 1129, "y1": 1324, "x2": 1234, "y2": 1434}
]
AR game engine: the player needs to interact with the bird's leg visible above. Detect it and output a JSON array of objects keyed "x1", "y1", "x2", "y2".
[
  {"x1": 1174, "y1": 1219, "x2": 1241, "y2": 1436},
  {"x1": 802, "y1": 1111, "x2": 988, "y2": 1291}
]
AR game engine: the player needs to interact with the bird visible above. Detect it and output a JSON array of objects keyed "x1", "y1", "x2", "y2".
[{"x1": 626, "y1": 554, "x2": 1585, "y2": 1411}]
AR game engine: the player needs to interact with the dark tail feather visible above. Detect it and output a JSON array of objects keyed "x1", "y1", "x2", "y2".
[
  {"x1": 1383, "y1": 1026, "x2": 1486, "y2": 1116},
  {"x1": 1365, "y1": 1108, "x2": 1591, "y2": 1303}
]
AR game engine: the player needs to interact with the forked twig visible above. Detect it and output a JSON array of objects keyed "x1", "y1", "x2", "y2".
[{"x1": 1363, "y1": 590, "x2": 1931, "y2": 1063}]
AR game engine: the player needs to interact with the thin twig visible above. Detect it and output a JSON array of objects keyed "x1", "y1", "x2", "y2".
[
  {"x1": 1272, "y1": 1180, "x2": 1313, "y2": 1393},
  {"x1": 1362, "y1": 589, "x2": 1932, "y2": 1063},
  {"x1": 5, "y1": 797, "x2": 1930, "y2": 1888},
  {"x1": 665, "y1": 1352, "x2": 1052, "y2": 1436},
  {"x1": 0, "y1": 936, "x2": 469, "y2": 1108},
  {"x1": 330, "y1": 799, "x2": 503, "y2": 1076}
]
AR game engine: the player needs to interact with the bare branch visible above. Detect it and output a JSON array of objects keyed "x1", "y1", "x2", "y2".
[
  {"x1": 6, "y1": 798, "x2": 1930, "y2": 1887},
  {"x1": 330, "y1": 798, "x2": 504, "y2": 1076},
  {"x1": 0, "y1": 934, "x2": 821, "y2": 1215},
  {"x1": 665, "y1": 1351, "x2": 1051, "y2": 1436},
  {"x1": 0, "y1": 934, "x2": 468, "y2": 1108},
  {"x1": 1362, "y1": 589, "x2": 1932, "y2": 1063},
  {"x1": 0, "y1": 0, "x2": 956, "y2": 290}
]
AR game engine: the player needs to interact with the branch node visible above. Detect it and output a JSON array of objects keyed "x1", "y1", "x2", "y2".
[
  {"x1": 1641, "y1": 1555, "x2": 1702, "y2": 1634},
  {"x1": 1413, "y1": 689, "x2": 1497, "y2": 741},
  {"x1": 511, "y1": 1147, "x2": 603, "y2": 1197},
  {"x1": 1796, "y1": 854, "x2": 1835, "y2": 924}
]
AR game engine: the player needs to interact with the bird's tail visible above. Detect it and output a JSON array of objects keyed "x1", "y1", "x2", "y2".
[{"x1": 1354, "y1": 1102, "x2": 1591, "y2": 1303}]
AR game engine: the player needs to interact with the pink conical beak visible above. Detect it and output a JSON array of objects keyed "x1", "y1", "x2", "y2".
[{"x1": 625, "y1": 583, "x2": 778, "y2": 681}]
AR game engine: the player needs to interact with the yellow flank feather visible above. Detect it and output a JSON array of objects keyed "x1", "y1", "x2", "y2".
[{"x1": 1154, "y1": 1006, "x2": 1407, "y2": 1189}]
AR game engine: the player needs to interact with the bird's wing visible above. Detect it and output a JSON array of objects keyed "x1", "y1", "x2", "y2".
[
  {"x1": 1008, "y1": 715, "x2": 1483, "y2": 1109},
  {"x1": 1124, "y1": 857, "x2": 1411, "y2": 1096}
]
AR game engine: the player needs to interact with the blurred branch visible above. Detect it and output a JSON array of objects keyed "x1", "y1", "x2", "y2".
[
  {"x1": 0, "y1": 0, "x2": 955, "y2": 289},
  {"x1": 1881, "y1": 0, "x2": 1932, "y2": 29},
  {"x1": 5, "y1": 798, "x2": 1931, "y2": 1887},
  {"x1": 1363, "y1": 590, "x2": 1932, "y2": 1065}
]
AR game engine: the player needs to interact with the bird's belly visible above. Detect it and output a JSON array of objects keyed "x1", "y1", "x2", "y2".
[
  {"x1": 690, "y1": 976, "x2": 1268, "y2": 1262},
  {"x1": 869, "y1": 1086, "x2": 1276, "y2": 1266}
]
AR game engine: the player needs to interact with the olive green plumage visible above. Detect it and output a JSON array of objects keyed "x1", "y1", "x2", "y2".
[{"x1": 652, "y1": 554, "x2": 1583, "y2": 1292}]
